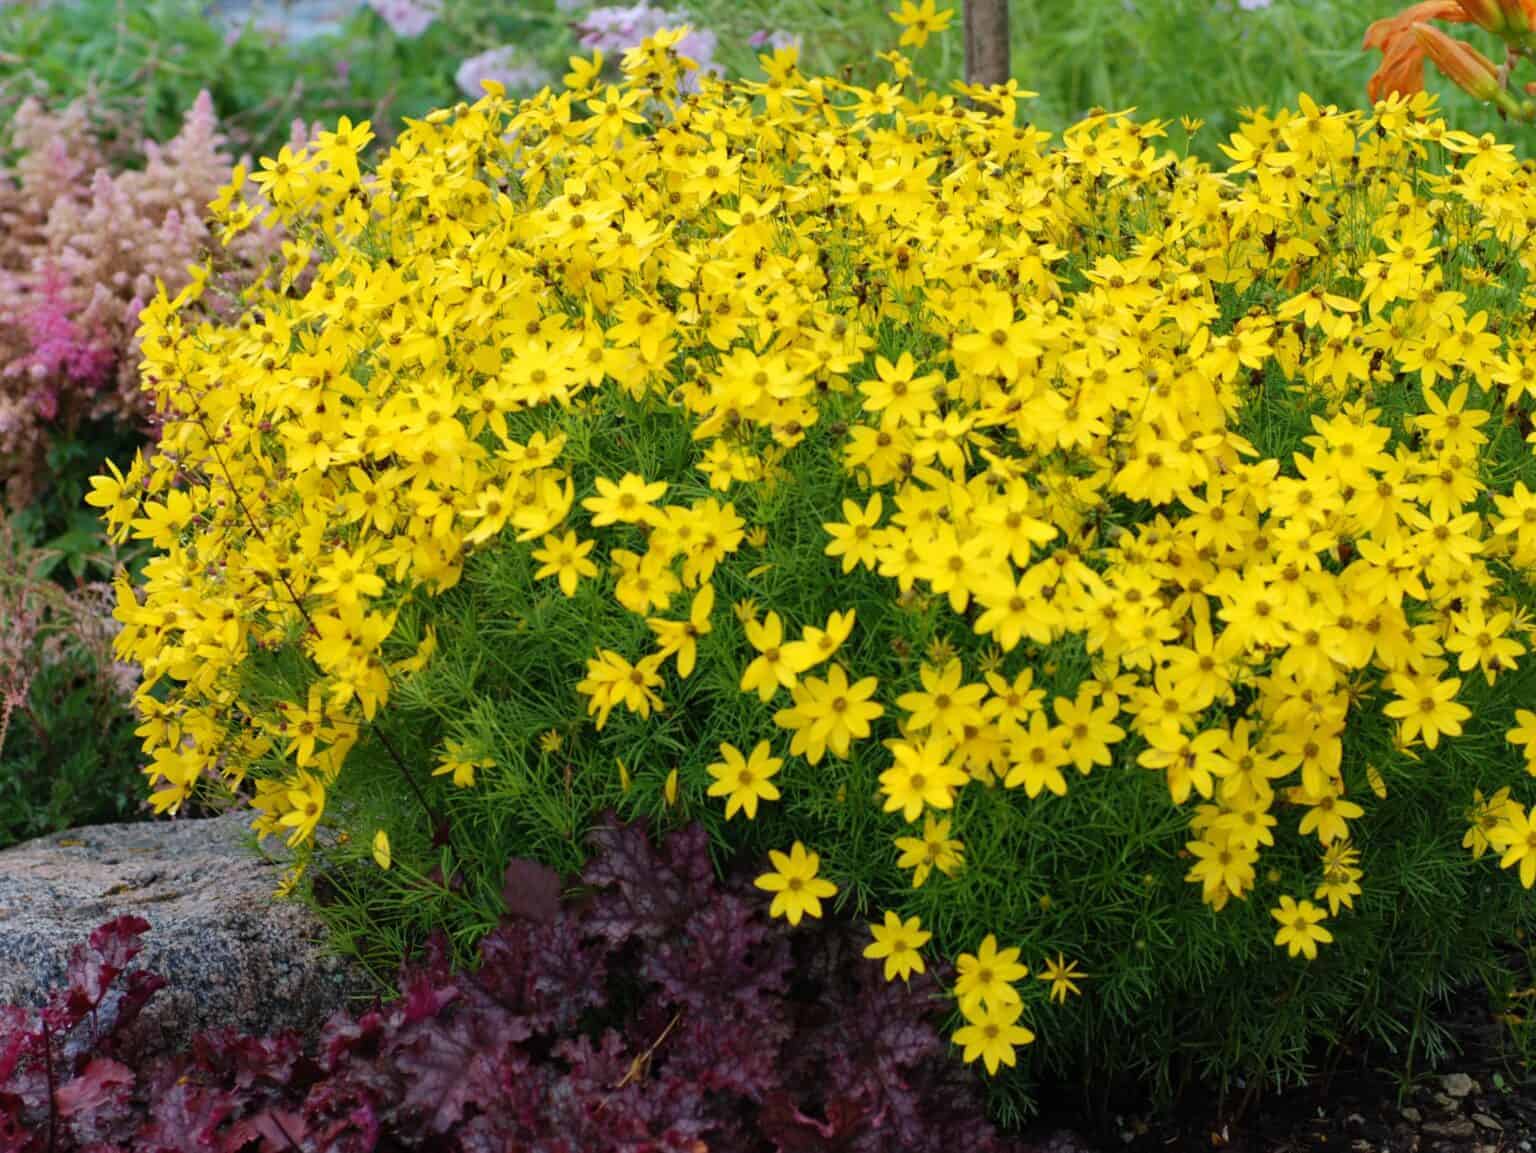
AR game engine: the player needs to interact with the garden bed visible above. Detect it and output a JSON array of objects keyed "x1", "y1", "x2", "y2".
[{"x1": 2, "y1": 0, "x2": 1536, "y2": 1148}]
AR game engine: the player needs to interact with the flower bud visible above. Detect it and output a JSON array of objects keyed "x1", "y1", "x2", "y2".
[
  {"x1": 1457, "y1": 0, "x2": 1507, "y2": 32},
  {"x1": 1413, "y1": 23, "x2": 1504, "y2": 101},
  {"x1": 1497, "y1": 0, "x2": 1535, "y2": 33}
]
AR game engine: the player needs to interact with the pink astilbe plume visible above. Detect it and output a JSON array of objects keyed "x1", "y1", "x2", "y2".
[
  {"x1": 0, "y1": 91, "x2": 280, "y2": 507},
  {"x1": 11, "y1": 264, "x2": 115, "y2": 389}
]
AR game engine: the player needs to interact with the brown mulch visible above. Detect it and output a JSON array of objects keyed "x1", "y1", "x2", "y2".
[{"x1": 1030, "y1": 995, "x2": 1534, "y2": 1153}]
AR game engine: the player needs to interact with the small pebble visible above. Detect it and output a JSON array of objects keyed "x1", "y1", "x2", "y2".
[
  {"x1": 1401, "y1": 1106, "x2": 1423, "y2": 1123},
  {"x1": 1441, "y1": 1072, "x2": 1476, "y2": 1098},
  {"x1": 1423, "y1": 1117, "x2": 1477, "y2": 1139}
]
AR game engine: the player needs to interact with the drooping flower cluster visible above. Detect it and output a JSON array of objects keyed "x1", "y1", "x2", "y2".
[{"x1": 98, "y1": 25, "x2": 1536, "y2": 1076}]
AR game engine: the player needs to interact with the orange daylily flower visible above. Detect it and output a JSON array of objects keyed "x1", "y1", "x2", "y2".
[{"x1": 1363, "y1": 0, "x2": 1469, "y2": 102}]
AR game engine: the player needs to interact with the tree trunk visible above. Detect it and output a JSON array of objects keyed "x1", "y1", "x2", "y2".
[{"x1": 964, "y1": 0, "x2": 1011, "y2": 91}]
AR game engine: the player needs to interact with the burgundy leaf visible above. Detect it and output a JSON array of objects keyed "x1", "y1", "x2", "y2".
[
  {"x1": 0, "y1": 825, "x2": 1015, "y2": 1153},
  {"x1": 62, "y1": 917, "x2": 151, "y2": 1020},
  {"x1": 54, "y1": 1058, "x2": 133, "y2": 1119},
  {"x1": 500, "y1": 858, "x2": 562, "y2": 924},
  {"x1": 140, "y1": 1082, "x2": 235, "y2": 1152},
  {"x1": 475, "y1": 916, "x2": 606, "y2": 1032},
  {"x1": 392, "y1": 1006, "x2": 527, "y2": 1134}
]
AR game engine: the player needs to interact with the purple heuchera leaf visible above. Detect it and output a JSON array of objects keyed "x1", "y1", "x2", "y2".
[
  {"x1": 54, "y1": 1056, "x2": 136, "y2": 1149},
  {"x1": 581, "y1": 816, "x2": 684, "y2": 943},
  {"x1": 0, "y1": 821, "x2": 1019, "y2": 1152},
  {"x1": 392, "y1": 1005, "x2": 528, "y2": 1134},
  {"x1": 59, "y1": 915, "x2": 151, "y2": 1021},
  {"x1": 643, "y1": 891, "x2": 790, "y2": 1013},
  {"x1": 500, "y1": 857, "x2": 562, "y2": 923},
  {"x1": 474, "y1": 915, "x2": 606, "y2": 1033},
  {"x1": 139, "y1": 1083, "x2": 236, "y2": 1152},
  {"x1": 582, "y1": 815, "x2": 719, "y2": 946}
]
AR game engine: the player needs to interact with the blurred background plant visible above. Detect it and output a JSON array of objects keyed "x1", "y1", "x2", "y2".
[
  {"x1": 0, "y1": 87, "x2": 283, "y2": 517},
  {"x1": 0, "y1": 515, "x2": 142, "y2": 848}
]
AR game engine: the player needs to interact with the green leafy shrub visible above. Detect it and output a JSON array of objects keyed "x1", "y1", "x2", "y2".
[
  {"x1": 96, "y1": 26, "x2": 1536, "y2": 1103},
  {"x1": 0, "y1": 0, "x2": 448, "y2": 157},
  {"x1": 0, "y1": 518, "x2": 142, "y2": 848}
]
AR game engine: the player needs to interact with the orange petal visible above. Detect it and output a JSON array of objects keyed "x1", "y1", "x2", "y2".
[
  {"x1": 1363, "y1": 0, "x2": 1469, "y2": 101},
  {"x1": 1363, "y1": 0, "x2": 1466, "y2": 49},
  {"x1": 1368, "y1": 41, "x2": 1429, "y2": 102}
]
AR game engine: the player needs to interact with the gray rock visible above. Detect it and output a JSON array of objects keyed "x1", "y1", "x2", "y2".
[
  {"x1": 1442, "y1": 1072, "x2": 1477, "y2": 1098},
  {"x1": 0, "y1": 813, "x2": 369, "y2": 1050},
  {"x1": 213, "y1": 0, "x2": 362, "y2": 42},
  {"x1": 1423, "y1": 1117, "x2": 1477, "y2": 1140}
]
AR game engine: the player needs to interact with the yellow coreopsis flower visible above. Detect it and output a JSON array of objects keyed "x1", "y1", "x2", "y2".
[
  {"x1": 888, "y1": 0, "x2": 954, "y2": 49},
  {"x1": 1382, "y1": 673, "x2": 1471, "y2": 749},
  {"x1": 894, "y1": 814, "x2": 965, "y2": 888},
  {"x1": 432, "y1": 738, "x2": 496, "y2": 789},
  {"x1": 954, "y1": 934, "x2": 1028, "y2": 1015},
  {"x1": 1271, "y1": 896, "x2": 1334, "y2": 960},
  {"x1": 705, "y1": 739, "x2": 783, "y2": 820},
  {"x1": 754, "y1": 842, "x2": 838, "y2": 926},
  {"x1": 1038, "y1": 953, "x2": 1087, "y2": 1004},
  {"x1": 1490, "y1": 804, "x2": 1536, "y2": 888},
  {"x1": 952, "y1": 999, "x2": 1035, "y2": 1075},
  {"x1": 582, "y1": 473, "x2": 668, "y2": 527},
  {"x1": 863, "y1": 910, "x2": 933, "y2": 982},
  {"x1": 879, "y1": 737, "x2": 969, "y2": 821},
  {"x1": 278, "y1": 772, "x2": 326, "y2": 847}
]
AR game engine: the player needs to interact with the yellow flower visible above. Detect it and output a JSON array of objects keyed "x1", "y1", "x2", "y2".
[
  {"x1": 774, "y1": 663, "x2": 884, "y2": 764},
  {"x1": 1271, "y1": 896, "x2": 1334, "y2": 960},
  {"x1": 1038, "y1": 953, "x2": 1086, "y2": 1004},
  {"x1": 888, "y1": 0, "x2": 955, "y2": 49},
  {"x1": 563, "y1": 50, "x2": 604, "y2": 92},
  {"x1": 740, "y1": 611, "x2": 814, "y2": 702},
  {"x1": 863, "y1": 910, "x2": 933, "y2": 982},
  {"x1": 894, "y1": 814, "x2": 965, "y2": 888},
  {"x1": 1382, "y1": 674, "x2": 1471, "y2": 750},
  {"x1": 952, "y1": 1000, "x2": 1034, "y2": 1075},
  {"x1": 1509, "y1": 709, "x2": 1536, "y2": 772},
  {"x1": 954, "y1": 934, "x2": 1028, "y2": 1015},
  {"x1": 278, "y1": 772, "x2": 326, "y2": 847},
  {"x1": 754, "y1": 842, "x2": 837, "y2": 926},
  {"x1": 1465, "y1": 787, "x2": 1518, "y2": 859},
  {"x1": 1490, "y1": 803, "x2": 1536, "y2": 888},
  {"x1": 581, "y1": 473, "x2": 668, "y2": 527},
  {"x1": 706, "y1": 740, "x2": 783, "y2": 820},
  {"x1": 576, "y1": 650, "x2": 667, "y2": 729},
  {"x1": 432, "y1": 738, "x2": 496, "y2": 790},
  {"x1": 879, "y1": 737, "x2": 969, "y2": 822},
  {"x1": 532, "y1": 531, "x2": 600, "y2": 597},
  {"x1": 647, "y1": 583, "x2": 715, "y2": 678}
]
